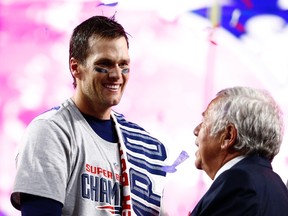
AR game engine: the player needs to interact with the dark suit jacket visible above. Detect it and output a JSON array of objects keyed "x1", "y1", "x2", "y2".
[{"x1": 190, "y1": 155, "x2": 288, "y2": 216}]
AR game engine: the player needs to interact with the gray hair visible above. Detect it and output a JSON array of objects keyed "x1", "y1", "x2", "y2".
[{"x1": 207, "y1": 86, "x2": 284, "y2": 161}]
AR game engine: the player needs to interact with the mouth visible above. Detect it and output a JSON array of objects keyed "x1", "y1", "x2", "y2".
[{"x1": 104, "y1": 84, "x2": 121, "y2": 91}]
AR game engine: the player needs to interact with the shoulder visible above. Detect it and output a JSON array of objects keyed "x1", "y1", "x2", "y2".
[
  {"x1": 112, "y1": 110, "x2": 147, "y2": 132},
  {"x1": 221, "y1": 168, "x2": 252, "y2": 182},
  {"x1": 196, "y1": 168, "x2": 259, "y2": 216},
  {"x1": 111, "y1": 110, "x2": 167, "y2": 154},
  {"x1": 212, "y1": 168, "x2": 255, "y2": 192},
  {"x1": 203, "y1": 169, "x2": 257, "y2": 207},
  {"x1": 26, "y1": 99, "x2": 82, "y2": 134},
  {"x1": 219, "y1": 157, "x2": 261, "y2": 182},
  {"x1": 33, "y1": 99, "x2": 80, "y2": 123}
]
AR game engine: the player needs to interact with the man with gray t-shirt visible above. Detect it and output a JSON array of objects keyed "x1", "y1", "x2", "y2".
[{"x1": 11, "y1": 15, "x2": 168, "y2": 216}]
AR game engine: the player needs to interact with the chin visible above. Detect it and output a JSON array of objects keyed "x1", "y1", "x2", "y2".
[
  {"x1": 195, "y1": 161, "x2": 203, "y2": 170},
  {"x1": 106, "y1": 97, "x2": 119, "y2": 104},
  {"x1": 109, "y1": 101, "x2": 120, "y2": 107},
  {"x1": 112, "y1": 99, "x2": 121, "y2": 105}
]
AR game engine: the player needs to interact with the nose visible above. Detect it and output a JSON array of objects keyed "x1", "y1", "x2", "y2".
[{"x1": 108, "y1": 66, "x2": 122, "y2": 79}]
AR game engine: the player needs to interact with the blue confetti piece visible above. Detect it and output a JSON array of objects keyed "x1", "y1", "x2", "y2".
[
  {"x1": 163, "y1": 150, "x2": 190, "y2": 173},
  {"x1": 97, "y1": 2, "x2": 118, "y2": 7}
]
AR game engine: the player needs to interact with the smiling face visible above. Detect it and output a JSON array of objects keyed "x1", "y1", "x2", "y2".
[{"x1": 70, "y1": 36, "x2": 130, "y2": 119}]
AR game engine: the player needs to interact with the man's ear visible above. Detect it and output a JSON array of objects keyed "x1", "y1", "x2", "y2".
[
  {"x1": 221, "y1": 124, "x2": 237, "y2": 150},
  {"x1": 70, "y1": 57, "x2": 80, "y2": 78}
]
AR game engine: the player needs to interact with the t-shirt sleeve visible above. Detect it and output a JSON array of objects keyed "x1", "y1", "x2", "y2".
[{"x1": 11, "y1": 118, "x2": 71, "y2": 209}]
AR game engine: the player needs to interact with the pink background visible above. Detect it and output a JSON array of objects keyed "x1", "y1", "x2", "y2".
[{"x1": 1, "y1": 1, "x2": 288, "y2": 215}]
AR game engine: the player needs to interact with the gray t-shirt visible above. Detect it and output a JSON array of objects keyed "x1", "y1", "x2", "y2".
[
  {"x1": 11, "y1": 99, "x2": 122, "y2": 215},
  {"x1": 11, "y1": 98, "x2": 168, "y2": 215}
]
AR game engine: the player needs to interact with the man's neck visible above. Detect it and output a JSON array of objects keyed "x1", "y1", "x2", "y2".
[{"x1": 71, "y1": 95, "x2": 111, "y2": 120}]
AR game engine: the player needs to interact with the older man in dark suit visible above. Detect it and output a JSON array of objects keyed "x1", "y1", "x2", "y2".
[{"x1": 190, "y1": 86, "x2": 288, "y2": 216}]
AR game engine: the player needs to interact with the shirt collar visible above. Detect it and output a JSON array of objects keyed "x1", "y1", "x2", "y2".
[{"x1": 214, "y1": 155, "x2": 245, "y2": 180}]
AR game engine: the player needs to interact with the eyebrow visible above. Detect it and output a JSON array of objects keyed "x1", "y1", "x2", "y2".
[
  {"x1": 94, "y1": 58, "x2": 130, "y2": 65},
  {"x1": 94, "y1": 58, "x2": 112, "y2": 64}
]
